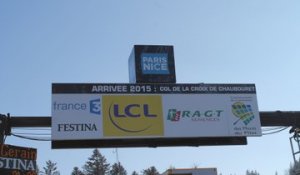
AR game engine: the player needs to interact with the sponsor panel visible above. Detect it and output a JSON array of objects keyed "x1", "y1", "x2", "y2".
[
  {"x1": 229, "y1": 95, "x2": 261, "y2": 136},
  {"x1": 0, "y1": 144, "x2": 37, "y2": 175},
  {"x1": 103, "y1": 95, "x2": 164, "y2": 137},
  {"x1": 52, "y1": 94, "x2": 103, "y2": 140},
  {"x1": 163, "y1": 95, "x2": 230, "y2": 137},
  {"x1": 51, "y1": 83, "x2": 261, "y2": 145}
]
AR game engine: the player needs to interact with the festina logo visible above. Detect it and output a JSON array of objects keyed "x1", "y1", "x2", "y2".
[
  {"x1": 0, "y1": 157, "x2": 37, "y2": 171},
  {"x1": 58, "y1": 123, "x2": 98, "y2": 132}
]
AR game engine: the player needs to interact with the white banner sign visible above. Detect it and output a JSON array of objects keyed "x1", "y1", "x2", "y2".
[{"x1": 52, "y1": 83, "x2": 261, "y2": 141}]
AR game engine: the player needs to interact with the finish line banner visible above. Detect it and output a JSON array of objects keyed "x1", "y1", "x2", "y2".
[
  {"x1": 51, "y1": 83, "x2": 261, "y2": 141},
  {"x1": 0, "y1": 144, "x2": 37, "y2": 175}
]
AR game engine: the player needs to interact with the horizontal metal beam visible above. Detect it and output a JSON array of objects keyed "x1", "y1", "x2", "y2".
[
  {"x1": 260, "y1": 111, "x2": 300, "y2": 126},
  {"x1": 9, "y1": 111, "x2": 300, "y2": 128},
  {"x1": 10, "y1": 117, "x2": 51, "y2": 127},
  {"x1": 8, "y1": 111, "x2": 300, "y2": 148},
  {"x1": 52, "y1": 137, "x2": 248, "y2": 149}
]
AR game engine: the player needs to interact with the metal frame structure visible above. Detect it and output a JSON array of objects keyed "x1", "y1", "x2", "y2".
[{"x1": 1, "y1": 111, "x2": 300, "y2": 147}]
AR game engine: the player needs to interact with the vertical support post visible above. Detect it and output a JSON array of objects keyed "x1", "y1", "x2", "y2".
[
  {"x1": 290, "y1": 130, "x2": 300, "y2": 175},
  {"x1": 290, "y1": 136, "x2": 297, "y2": 163},
  {"x1": 0, "y1": 114, "x2": 6, "y2": 144}
]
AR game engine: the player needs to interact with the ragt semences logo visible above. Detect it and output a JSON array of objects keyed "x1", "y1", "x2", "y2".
[
  {"x1": 103, "y1": 95, "x2": 164, "y2": 137},
  {"x1": 167, "y1": 109, "x2": 223, "y2": 122},
  {"x1": 232, "y1": 102, "x2": 255, "y2": 125}
]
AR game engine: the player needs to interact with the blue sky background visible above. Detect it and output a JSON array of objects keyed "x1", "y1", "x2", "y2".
[{"x1": 1, "y1": 0, "x2": 300, "y2": 174}]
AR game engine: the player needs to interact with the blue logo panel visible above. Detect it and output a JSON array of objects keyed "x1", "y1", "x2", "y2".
[
  {"x1": 141, "y1": 53, "x2": 169, "y2": 74},
  {"x1": 90, "y1": 98, "x2": 101, "y2": 115}
]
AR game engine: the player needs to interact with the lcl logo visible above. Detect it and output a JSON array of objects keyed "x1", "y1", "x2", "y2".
[
  {"x1": 112, "y1": 104, "x2": 157, "y2": 118},
  {"x1": 103, "y1": 95, "x2": 164, "y2": 137}
]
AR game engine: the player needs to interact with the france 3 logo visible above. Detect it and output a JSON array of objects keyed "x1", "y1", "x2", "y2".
[
  {"x1": 89, "y1": 98, "x2": 101, "y2": 115},
  {"x1": 53, "y1": 98, "x2": 101, "y2": 115}
]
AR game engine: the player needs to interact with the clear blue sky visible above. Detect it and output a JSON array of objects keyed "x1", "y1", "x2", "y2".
[{"x1": 1, "y1": 0, "x2": 300, "y2": 174}]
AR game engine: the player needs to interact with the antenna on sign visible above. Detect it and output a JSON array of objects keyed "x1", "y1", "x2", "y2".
[
  {"x1": 116, "y1": 148, "x2": 119, "y2": 164},
  {"x1": 113, "y1": 148, "x2": 121, "y2": 174},
  {"x1": 115, "y1": 148, "x2": 121, "y2": 175}
]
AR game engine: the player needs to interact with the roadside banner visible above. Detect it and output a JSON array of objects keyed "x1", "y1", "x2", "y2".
[
  {"x1": 52, "y1": 83, "x2": 261, "y2": 142},
  {"x1": 0, "y1": 144, "x2": 37, "y2": 175}
]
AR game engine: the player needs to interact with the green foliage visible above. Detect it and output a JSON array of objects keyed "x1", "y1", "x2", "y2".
[
  {"x1": 71, "y1": 166, "x2": 84, "y2": 175},
  {"x1": 142, "y1": 166, "x2": 159, "y2": 175},
  {"x1": 246, "y1": 170, "x2": 260, "y2": 175},
  {"x1": 132, "y1": 171, "x2": 139, "y2": 175},
  {"x1": 83, "y1": 148, "x2": 110, "y2": 175},
  {"x1": 109, "y1": 162, "x2": 127, "y2": 175},
  {"x1": 288, "y1": 160, "x2": 300, "y2": 175},
  {"x1": 41, "y1": 160, "x2": 60, "y2": 175}
]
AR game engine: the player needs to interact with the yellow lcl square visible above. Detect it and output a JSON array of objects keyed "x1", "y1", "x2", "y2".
[{"x1": 103, "y1": 95, "x2": 164, "y2": 137}]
